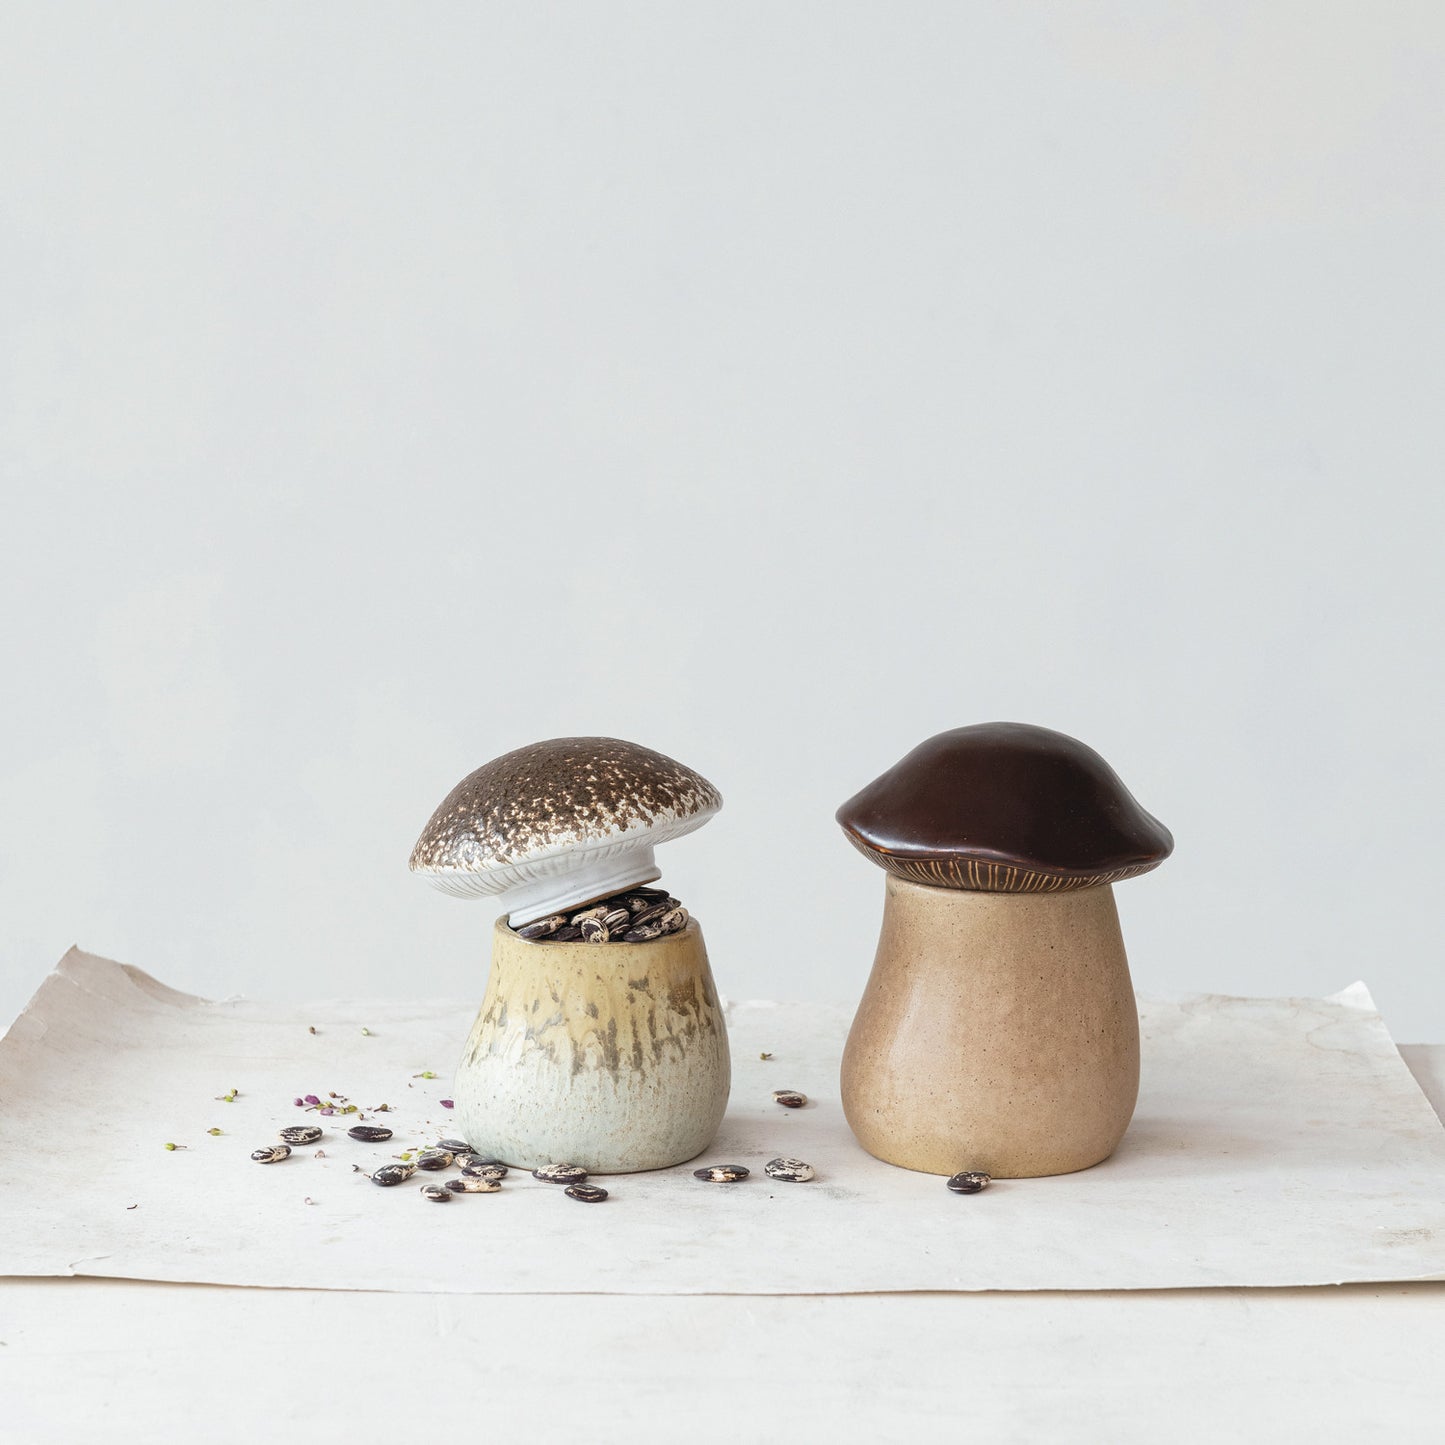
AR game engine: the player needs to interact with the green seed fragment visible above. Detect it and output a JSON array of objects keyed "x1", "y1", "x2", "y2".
[
  {"x1": 361, "y1": 1027, "x2": 371, "y2": 1036},
  {"x1": 207, "y1": 1128, "x2": 223, "y2": 1136}
]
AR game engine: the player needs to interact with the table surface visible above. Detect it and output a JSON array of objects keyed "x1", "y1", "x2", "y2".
[{"x1": 4, "y1": 1045, "x2": 1443, "y2": 1443}]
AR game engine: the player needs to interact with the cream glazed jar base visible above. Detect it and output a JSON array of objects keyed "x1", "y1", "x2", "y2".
[
  {"x1": 840, "y1": 874, "x2": 1140, "y2": 1179},
  {"x1": 455, "y1": 917, "x2": 731, "y2": 1173}
]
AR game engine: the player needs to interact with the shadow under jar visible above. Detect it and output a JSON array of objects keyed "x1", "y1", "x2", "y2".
[{"x1": 836, "y1": 722, "x2": 1173, "y2": 1180}]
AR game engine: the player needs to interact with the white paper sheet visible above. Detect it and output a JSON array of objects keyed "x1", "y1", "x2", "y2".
[{"x1": 3, "y1": 948, "x2": 1445, "y2": 1293}]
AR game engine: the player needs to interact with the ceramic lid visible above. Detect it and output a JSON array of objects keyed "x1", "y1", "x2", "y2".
[
  {"x1": 410, "y1": 736, "x2": 721, "y2": 923},
  {"x1": 836, "y1": 722, "x2": 1172, "y2": 893}
]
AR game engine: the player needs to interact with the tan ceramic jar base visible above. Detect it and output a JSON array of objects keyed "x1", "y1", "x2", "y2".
[
  {"x1": 841, "y1": 875, "x2": 1140, "y2": 1179},
  {"x1": 454, "y1": 918, "x2": 731, "y2": 1174}
]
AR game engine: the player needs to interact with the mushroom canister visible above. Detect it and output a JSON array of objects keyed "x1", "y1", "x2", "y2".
[
  {"x1": 836, "y1": 723, "x2": 1172, "y2": 1179},
  {"x1": 412, "y1": 737, "x2": 729, "y2": 1173}
]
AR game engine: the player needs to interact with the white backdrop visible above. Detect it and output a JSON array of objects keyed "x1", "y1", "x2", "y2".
[{"x1": 2, "y1": 4, "x2": 1442, "y2": 1038}]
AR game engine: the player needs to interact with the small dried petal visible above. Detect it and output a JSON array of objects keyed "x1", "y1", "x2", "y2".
[{"x1": 440, "y1": 1099, "x2": 455, "y2": 1109}]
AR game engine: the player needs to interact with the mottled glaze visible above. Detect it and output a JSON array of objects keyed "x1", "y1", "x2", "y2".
[
  {"x1": 455, "y1": 916, "x2": 731, "y2": 1173},
  {"x1": 841, "y1": 874, "x2": 1140, "y2": 1178},
  {"x1": 837, "y1": 722, "x2": 1172, "y2": 893}
]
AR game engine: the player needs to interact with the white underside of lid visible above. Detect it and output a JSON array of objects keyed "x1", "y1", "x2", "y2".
[{"x1": 423, "y1": 835, "x2": 662, "y2": 925}]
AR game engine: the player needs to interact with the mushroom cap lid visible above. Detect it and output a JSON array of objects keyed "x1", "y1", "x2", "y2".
[
  {"x1": 836, "y1": 722, "x2": 1172, "y2": 893},
  {"x1": 410, "y1": 736, "x2": 721, "y2": 887}
]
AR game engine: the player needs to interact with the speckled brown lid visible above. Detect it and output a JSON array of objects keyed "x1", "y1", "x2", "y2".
[
  {"x1": 837, "y1": 722, "x2": 1172, "y2": 893},
  {"x1": 411, "y1": 736, "x2": 721, "y2": 923}
]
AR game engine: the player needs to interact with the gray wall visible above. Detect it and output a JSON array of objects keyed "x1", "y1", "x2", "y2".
[{"x1": 3, "y1": 4, "x2": 1442, "y2": 1037}]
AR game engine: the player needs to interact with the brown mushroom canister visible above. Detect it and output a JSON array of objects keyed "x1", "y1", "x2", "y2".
[{"x1": 836, "y1": 722, "x2": 1172, "y2": 1179}]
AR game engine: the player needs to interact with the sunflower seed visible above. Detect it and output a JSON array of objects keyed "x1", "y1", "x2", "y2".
[
  {"x1": 620, "y1": 895, "x2": 652, "y2": 914},
  {"x1": 370, "y1": 1163, "x2": 416, "y2": 1186},
  {"x1": 946, "y1": 1170, "x2": 991, "y2": 1194},
  {"x1": 627, "y1": 902, "x2": 669, "y2": 929},
  {"x1": 571, "y1": 905, "x2": 609, "y2": 924},
  {"x1": 621, "y1": 921, "x2": 664, "y2": 943},
  {"x1": 579, "y1": 918, "x2": 609, "y2": 944},
  {"x1": 348, "y1": 1125, "x2": 394, "y2": 1143},
  {"x1": 416, "y1": 1149, "x2": 454, "y2": 1171},
  {"x1": 693, "y1": 1164, "x2": 749, "y2": 1183},
  {"x1": 458, "y1": 1157, "x2": 507, "y2": 1180},
  {"x1": 517, "y1": 914, "x2": 568, "y2": 940},
  {"x1": 764, "y1": 1156, "x2": 815, "y2": 1183},
  {"x1": 551, "y1": 925, "x2": 583, "y2": 942},
  {"x1": 565, "y1": 1183, "x2": 609, "y2": 1203},
  {"x1": 658, "y1": 907, "x2": 688, "y2": 935},
  {"x1": 279, "y1": 1125, "x2": 323, "y2": 1145},
  {"x1": 251, "y1": 1144, "x2": 292, "y2": 1164},
  {"x1": 532, "y1": 1163, "x2": 588, "y2": 1184},
  {"x1": 772, "y1": 1090, "x2": 807, "y2": 1109},
  {"x1": 601, "y1": 908, "x2": 631, "y2": 932},
  {"x1": 437, "y1": 1138, "x2": 473, "y2": 1154},
  {"x1": 445, "y1": 1175, "x2": 501, "y2": 1194},
  {"x1": 420, "y1": 1182, "x2": 452, "y2": 1202},
  {"x1": 631, "y1": 886, "x2": 671, "y2": 901}
]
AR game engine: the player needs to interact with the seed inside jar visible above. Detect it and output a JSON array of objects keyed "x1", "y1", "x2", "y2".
[{"x1": 511, "y1": 885, "x2": 692, "y2": 944}]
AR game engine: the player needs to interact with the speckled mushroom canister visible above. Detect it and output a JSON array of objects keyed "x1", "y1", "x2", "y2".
[
  {"x1": 410, "y1": 737, "x2": 729, "y2": 1174},
  {"x1": 836, "y1": 723, "x2": 1173, "y2": 1180}
]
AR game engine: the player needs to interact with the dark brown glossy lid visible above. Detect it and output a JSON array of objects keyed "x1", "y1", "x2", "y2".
[{"x1": 837, "y1": 722, "x2": 1172, "y2": 893}]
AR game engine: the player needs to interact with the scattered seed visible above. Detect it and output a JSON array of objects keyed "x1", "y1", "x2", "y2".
[
  {"x1": 445, "y1": 1175, "x2": 501, "y2": 1194},
  {"x1": 764, "y1": 1157, "x2": 815, "y2": 1183},
  {"x1": 531, "y1": 1163, "x2": 588, "y2": 1184},
  {"x1": 458, "y1": 1157, "x2": 507, "y2": 1180},
  {"x1": 416, "y1": 1149, "x2": 454, "y2": 1171},
  {"x1": 565, "y1": 1184, "x2": 609, "y2": 1203},
  {"x1": 772, "y1": 1090, "x2": 807, "y2": 1109},
  {"x1": 348, "y1": 1125, "x2": 394, "y2": 1142},
  {"x1": 252, "y1": 1144, "x2": 292, "y2": 1164},
  {"x1": 946, "y1": 1171, "x2": 991, "y2": 1194},
  {"x1": 437, "y1": 1138, "x2": 473, "y2": 1154},
  {"x1": 370, "y1": 1163, "x2": 416, "y2": 1186},
  {"x1": 206, "y1": 1127, "x2": 223, "y2": 1136},
  {"x1": 420, "y1": 1182, "x2": 452, "y2": 1202},
  {"x1": 693, "y1": 1164, "x2": 749, "y2": 1183},
  {"x1": 280, "y1": 1125, "x2": 323, "y2": 1145}
]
